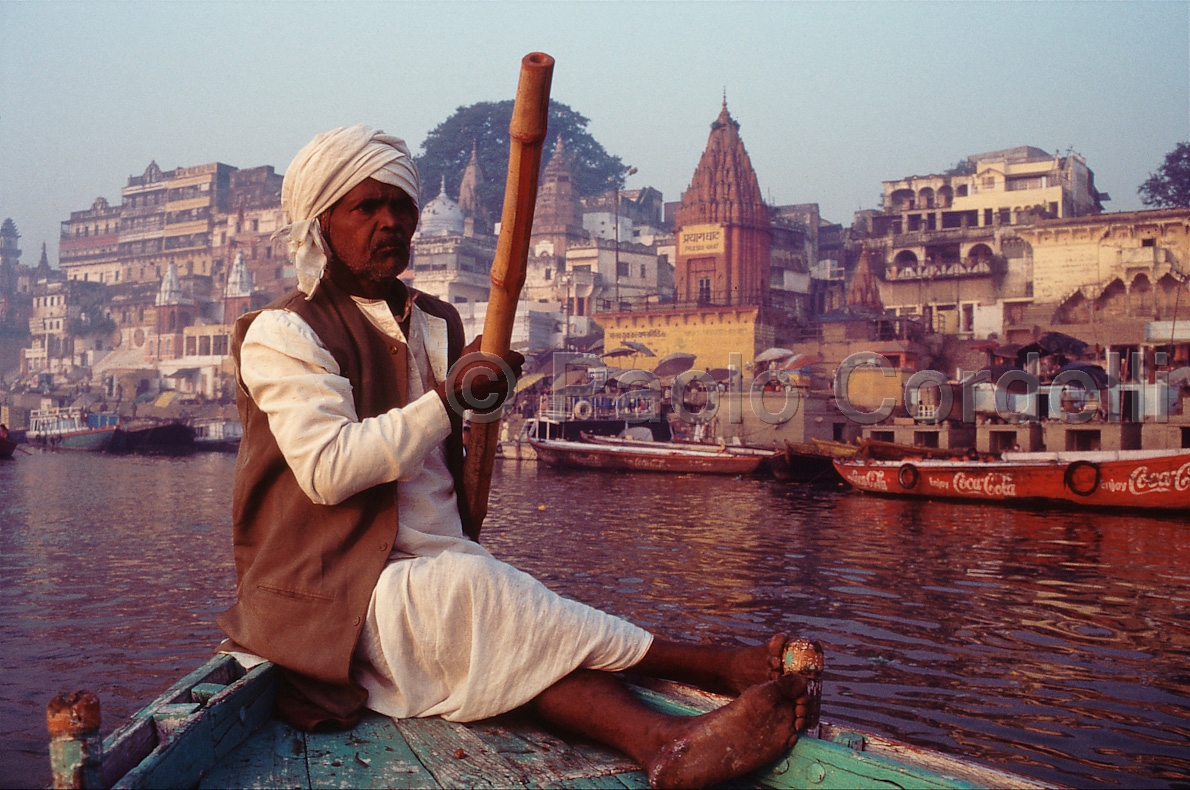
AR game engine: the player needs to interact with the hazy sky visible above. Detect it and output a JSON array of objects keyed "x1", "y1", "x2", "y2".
[{"x1": 2, "y1": 1, "x2": 1187, "y2": 263}]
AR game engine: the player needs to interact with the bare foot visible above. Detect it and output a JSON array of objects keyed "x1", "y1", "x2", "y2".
[
  {"x1": 722, "y1": 632, "x2": 786, "y2": 694},
  {"x1": 645, "y1": 673, "x2": 809, "y2": 789}
]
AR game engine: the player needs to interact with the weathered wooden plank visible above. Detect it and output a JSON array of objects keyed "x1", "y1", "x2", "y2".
[
  {"x1": 466, "y1": 709, "x2": 637, "y2": 788},
  {"x1": 395, "y1": 716, "x2": 528, "y2": 788},
  {"x1": 112, "y1": 663, "x2": 277, "y2": 789},
  {"x1": 200, "y1": 718, "x2": 310, "y2": 790},
  {"x1": 101, "y1": 654, "x2": 241, "y2": 787},
  {"x1": 610, "y1": 770, "x2": 652, "y2": 789},
  {"x1": 304, "y1": 711, "x2": 439, "y2": 789}
]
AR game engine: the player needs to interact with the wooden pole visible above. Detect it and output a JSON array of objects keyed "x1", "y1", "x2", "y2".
[
  {"x1": 782, "y1": 638, "x2": 825, "y2": 738},
  {"x1": 462, "y1": 52, "x2": 554, "y2": 539},
  {"x1": 47, "y1": 690, "x2": 102, "y2": 789}
]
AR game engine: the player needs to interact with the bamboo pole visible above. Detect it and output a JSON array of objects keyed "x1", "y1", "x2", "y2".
[{"x1": 462, "y1": 52, "x2": 554, "y2": 539}]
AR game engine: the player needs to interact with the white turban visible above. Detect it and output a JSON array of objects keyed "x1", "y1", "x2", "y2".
[{"x1": 275, "y1": 124, "x2": 420, "y2": 297}]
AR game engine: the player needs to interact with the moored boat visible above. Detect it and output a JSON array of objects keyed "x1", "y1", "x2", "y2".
[
  {"x1": 531, "y1": 436, "x2": 775, "y2": 475},
  {"x1": 0, "y1": 434, "x2": 16, "y2": 460},
  {"x1": 57, "y1": 652, "x2": 1053, "y2": 790},
  {"x1": 27, "y1": 407, "x2": 119, "y2": 451},
  {"x1": 110, "y1": 419, "x2": 196, "y2": 455},
  {"x1": 191, "y1": 417, "x2": 243, "y2": 453},
  {"x1": 834, "y1": 448, "x2": 1190, "y2": 510},
  {"x1": 782, "y1": 439, "x2": 856, "y2": 483}
]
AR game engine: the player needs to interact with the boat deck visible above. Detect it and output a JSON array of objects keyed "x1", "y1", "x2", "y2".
[{"x1": 98, "y1": 654, "x2": 1052, "y2": 789}]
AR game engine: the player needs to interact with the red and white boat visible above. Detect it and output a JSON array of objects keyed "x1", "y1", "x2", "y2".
[
  {"x1": 834, "y1": 448, "x2": 1190, "y2": 510},
  {"x1": 530, "y1": 437, "x2": 774, "y2": 475}
]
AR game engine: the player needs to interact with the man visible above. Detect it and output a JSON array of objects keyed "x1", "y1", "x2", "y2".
[{"x1": 219, "y1": 124, "x2": 808, "y2": 789}]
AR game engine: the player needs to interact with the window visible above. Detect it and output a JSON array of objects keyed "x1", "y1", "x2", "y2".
[
  {"x1": 544, "y1": 268, "x2": 551, "y2": 281},
  {"x1": 616, "y1": 261, "x2": 629, "y2": 277},
  {"x1": 199, "y1": 336, "x2": 211, "y2": 356},
  {"x1": 640, "y1": 264, "x2": 646, "y2": 279},
  {"x1": 698, "y1": 278, "x2": 711, "y2": 303},
  {"x1": 1142, "y1": 238, "x2": 1156, "y2": 248}
]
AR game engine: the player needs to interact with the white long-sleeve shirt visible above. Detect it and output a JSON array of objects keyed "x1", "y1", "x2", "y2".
[{"x1": 239, "y1": 296, "x2": 476, "y2": 557}]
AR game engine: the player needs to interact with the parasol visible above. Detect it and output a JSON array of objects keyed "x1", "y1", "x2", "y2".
[
  {"x1": 653, "y1": 352, "x2": 696, "y2": 378},
  {"x1": 755, "y1": 347, "x2": 796, "y2": 364}
]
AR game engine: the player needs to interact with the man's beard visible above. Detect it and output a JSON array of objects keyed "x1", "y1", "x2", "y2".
[{"x1": 359, "y1": 239, "x2": 410, "y2": 282}]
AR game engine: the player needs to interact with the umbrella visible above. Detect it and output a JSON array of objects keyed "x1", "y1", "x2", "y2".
[
  {"x1": 779, "y1": 354, "x2": 817, "y2": 371},
  {"x1": 623, "y1": 341, "x2": 655, "y2": 356},
  {"x1": 601, "y1": 346, "x2": 638, "y2": 359},
  {"x1": 755, "y1": 347, "x2": 796, "y2": 364},
  {"x1": 1055, "y1": 362, "x2": 1109, "y2": 389},
  {"x1": 513, "y1": 372, "x2": 546, "y2": 394},
  {"x1": 653, "y1": 352, "x2": 696, "y2": 378},
  {"x1": 1166, "y1": 367, "x2": 1190, "y2": 388}
]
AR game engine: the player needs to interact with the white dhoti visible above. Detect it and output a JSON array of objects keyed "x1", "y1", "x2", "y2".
[{"x1": 354, "y1": 548, "x2": 652, "y2": 721}]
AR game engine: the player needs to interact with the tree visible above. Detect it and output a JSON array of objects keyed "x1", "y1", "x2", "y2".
[
  {"x1": 1138, "y1": 142, "x2": 1190, "y2": 208},
  {"x1": 415, "y1": 100, "x2": 629, "y2": 222}
]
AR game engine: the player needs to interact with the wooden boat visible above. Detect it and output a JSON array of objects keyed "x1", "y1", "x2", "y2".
[
  {"x1": 74, "y1": 652, "x2": 1052, "y2": 789},
  {"x1": 191, "y1": 418, "x2": 243, "y2": 453},
  {"x1": 856, "y1": 438, "x2": 984, "y2": 461},
  {"x1": 585, "y1": 432, "x2": 780, "y2": 458},
  {"x1": 834, "y1": 448, "x2": 1190, "y2": 510},
  {"x1": 110, "y1": 420, "x2": 196, "y2": 455},
  {"x1": 0, "y1": 433, "x2": 16, "y2": 459},
  {"x1": 27, "y1": 407, "x2": 119, "y2": 451},
  {"x1": 530, "y1": 437, "x2": 774, "y2": 475},
  {"x1": 781, "y1": 440, "x2": 856, "y2": 483}
]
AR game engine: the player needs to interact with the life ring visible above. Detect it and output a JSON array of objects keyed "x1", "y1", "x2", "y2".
[
  {"x1": 1064, "y1": 460, "x2": 1100, "y2": 496},
  {"x1": 572, "y1": 399, "x2": 593, "y2": 420},
  {"x1": 897, "y1": 463, "x2": 920, "y2": 490}
]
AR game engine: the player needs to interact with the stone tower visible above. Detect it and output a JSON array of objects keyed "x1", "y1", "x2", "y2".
[
  {"x1": 846, "y1": 245, "x2": 884, "y2": 314},
  {"x1": 529, "y1": 135, "x2": 587, "y2": 258},
  {"x1": 224, "y1": 250, "x2": 254, "y2": 322},
  {"x1": 673, "y1": 100, "x2": 771, "y2": 307},
  {"x1": 458, "y1": 143, "x2": 490, "y2": 236},
  {"x1": 0, "y1": 218, "x2": 21, "y2": 296},
  {"x1": 153, "y1": 262, "x2": 193, "y2": 360}
]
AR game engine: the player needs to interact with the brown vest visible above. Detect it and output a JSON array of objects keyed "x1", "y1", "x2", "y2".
[{"x1": 217, "y1": 279, "x2": 470, "y2": 715}]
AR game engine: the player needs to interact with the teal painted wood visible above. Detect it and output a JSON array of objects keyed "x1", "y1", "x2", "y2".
[
  {"x1": 200, "y1": 718, "x2": 310, "y2": 790},
  {"x1": 112, "y1": 663, "x2": 277, "y2": 789},
  {"x1": 466, "y1": 709, "x2": 641, "y2": 789},
  {"x1": 627, "y1": 685, "x2": 981, "y2": 790},
  {"x1": 101, "y1": 655, "x2": 241, "y2": 787},
  {"x1": 395, "y1": 715, "x2": 529, "y2": 788},
  {"x1": 304, "y1": 711, "x2": 439, "y2": 789}
]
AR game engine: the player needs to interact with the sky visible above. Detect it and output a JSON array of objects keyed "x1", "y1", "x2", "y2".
[{"x1": 1, "y1": 1, "x2": 1187, "y2": 264}]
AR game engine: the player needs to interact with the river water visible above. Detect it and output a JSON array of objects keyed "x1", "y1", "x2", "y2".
[{"x1": 1, "y1": 450, "x2": 1188, "y2": 788}]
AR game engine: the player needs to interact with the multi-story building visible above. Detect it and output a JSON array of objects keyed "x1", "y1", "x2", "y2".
[
  {"x1": 848, "y1": 146, "x2": 1110, "y2": 339},
  {"x1": 59, "y1": 197, "x2": 121, "y2": 282},
  {"x1": 210, "y1": 166, "x2": 290, "y2": 301}
]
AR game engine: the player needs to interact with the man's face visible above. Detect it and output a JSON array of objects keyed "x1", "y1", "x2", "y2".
[{"x1": 324, "y1": 177, "x2": 419, "y2": 289}]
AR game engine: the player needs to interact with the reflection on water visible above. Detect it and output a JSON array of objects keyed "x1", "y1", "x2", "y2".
[{"x1": 2, "y1": 453, "x2": 1189, "y2": 787}]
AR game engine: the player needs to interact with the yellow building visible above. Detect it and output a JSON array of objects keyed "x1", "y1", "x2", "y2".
[
  {"x1": 1017, "y1": 207, "x2": 1190, "y2": 353},
  {"x1": 602, "y1": 306, "x2": 772, "y2": 372}
]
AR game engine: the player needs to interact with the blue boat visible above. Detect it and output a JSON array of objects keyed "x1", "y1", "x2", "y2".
[
  {"x1": 27, "y1": 407, "x2": 119, "y2": 451},
  {"x1": 50, "y1": 652, "x2": 1055, "y2": 789}
]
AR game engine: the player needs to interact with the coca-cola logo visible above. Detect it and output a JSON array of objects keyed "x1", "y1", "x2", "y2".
[
  {"x1": 1128, "y1": 461, "x2": 1190, "y2": 495},
  {"x1": 952, "y1": 471, "x2": 1017, "y2": 498},
  {"x1": 848, "y1": 469, "x2": 888, "y2": 491}
]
